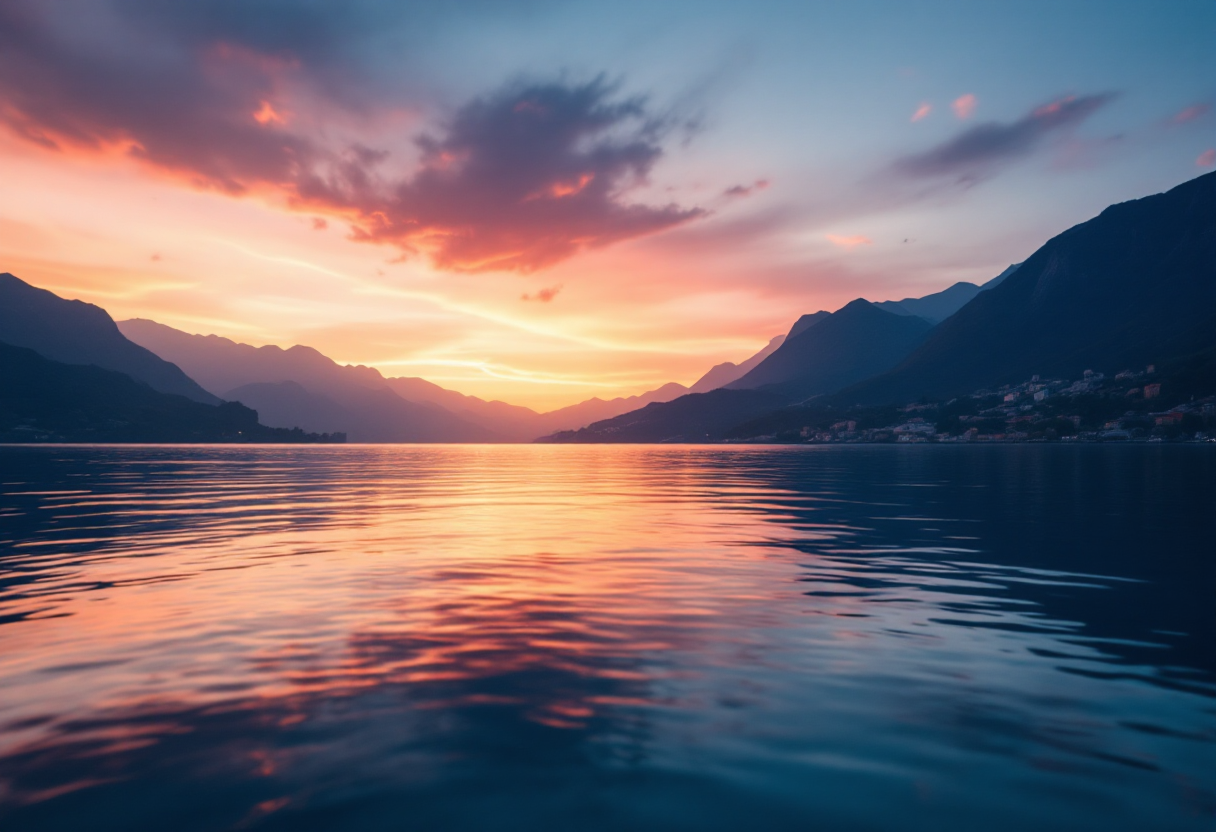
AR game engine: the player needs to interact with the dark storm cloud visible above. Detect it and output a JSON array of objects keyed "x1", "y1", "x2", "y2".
[
  {"x1": 894, "y1": 93, "x2": 1116, "y2": 180},
  {"x1": 0, "y1": 1, "x2": 701, "y2": 272}
]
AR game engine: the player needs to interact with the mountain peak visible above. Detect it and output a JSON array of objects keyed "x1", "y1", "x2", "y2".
[{"x1": 0, "y1": 275, "x2": 218, "y2": 404}]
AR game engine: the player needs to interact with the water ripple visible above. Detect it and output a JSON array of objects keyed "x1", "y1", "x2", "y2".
[{"x1": 0, "y1": 444, "x2": 1213, "y2": 831}]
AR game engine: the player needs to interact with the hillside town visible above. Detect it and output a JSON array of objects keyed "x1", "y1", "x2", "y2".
[{"x1": 738, "y1": 364, "x2": 1216, "y2": 444}]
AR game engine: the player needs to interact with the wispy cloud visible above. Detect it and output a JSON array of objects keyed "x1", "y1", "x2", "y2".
[
  {"x1": 893, "y1": 93, "x2": 1116, "y2": 181},
  {"x1": 521, "y1": 285, "x2": 563, "y2": 302},
  {"x1": 952, "y1": 94, "x2": 977, "y2": 120},
  {"x1": 1172, "y1": 103, "x2": 1210, "y2": 124},
  {"x1": 825, "y1": 234, "x2": 872, "y2": 249},
  {"x1": 723, "y1": 179, "x2": 770, "y2": 198},
  {"x1": 910, "y1": 103, "x2": 932, "y2": 123},
  {"x1": 1198, "y1": 149, "x2": 1216, "y2": 168}
]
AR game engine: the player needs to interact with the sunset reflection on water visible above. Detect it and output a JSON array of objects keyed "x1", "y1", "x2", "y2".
[{"x1": 0, "y1": 445, "x2": 1213, "y2": 831}]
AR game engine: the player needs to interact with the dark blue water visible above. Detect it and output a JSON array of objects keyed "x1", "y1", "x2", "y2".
[{"x1": 0, "y1": 445, "x2": 1212, "y2": 830}]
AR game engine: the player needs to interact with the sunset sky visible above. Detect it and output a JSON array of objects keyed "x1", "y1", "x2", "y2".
[{"x1": 1, "y1": 1, "x2": 1213, "y2": 410}]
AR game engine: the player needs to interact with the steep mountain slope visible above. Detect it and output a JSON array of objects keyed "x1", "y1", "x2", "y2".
[
  {"x1": 875, "y1": 282, "x2": 980, "y2": 323},
  {"x1": 226, "y1": 380, "x2": 499, "y2": 443},
  {"x1": 0, "y1": 341, "x2": 330, "y2": 443},
  {"x1": 537, "y1": 388, "x2": 791, "y2": 443},
  {"x1": 727, "y1": 300, "x2": 933, "y2": 397},
  {"x1": 544, "y1": 301, "x2": 933, "y2": 443},
  {"x1": 689, "y1": 335, "x2": 787, "y2": 394},
  {"x1": 0, "y1": 273, "x2": 218, "y2": 404},
  {"x1": 981, "y1": 262, "x2": 1021, "y2": 290},
  {"x1": 119, "y1": 319, "x2": 397, "y2": 401},
  {"x1": 119, "y1": 318, "x2": 693, "y2": 440},
  {"x1": 842, "y1": 172, "x2": 1216, "y2": 405},
  {"x1": 786, "y1": 311, "x2": 830, "y2": 339},
  {"x1": 872, "y1": 265, "x2": 1018, "y2": 324},
  {"x1": 531, "y1": 382, "x2": 691, "y2": 434},
  {"x1": 381, "y1": 377, "x2": 544, "y2": 440},
  {"x1": 119, "y1": 319, "x2": 505, "y2": 442},
  {"x1": 689, "y1": 274, "x2": 999, "y2": 399}
]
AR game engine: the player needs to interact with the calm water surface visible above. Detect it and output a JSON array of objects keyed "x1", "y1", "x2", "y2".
[{"x1": 0, "y1": 445, "x2": 1212, "y2": 831}]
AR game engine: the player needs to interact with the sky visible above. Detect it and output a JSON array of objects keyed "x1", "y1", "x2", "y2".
[{"x1": 0, "y1": 0, "x2": 1213, "y2": 410}]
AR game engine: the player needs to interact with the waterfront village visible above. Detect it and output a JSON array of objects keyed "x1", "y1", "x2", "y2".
[{"x1": 736, "y1": 364, "x2": 1216, "y2": 444}]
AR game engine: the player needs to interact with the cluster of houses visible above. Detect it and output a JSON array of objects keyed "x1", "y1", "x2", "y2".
[{"x1": 793, "y1": 366, "x2": 1215, "y2": 444}]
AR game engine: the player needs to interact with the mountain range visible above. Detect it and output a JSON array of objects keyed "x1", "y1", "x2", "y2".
[
  {"x1": 545, "y1": 171, "x2": 1216, "y2": 442},
  {"x1": 839, "y1": 172, "x2": 1215, "y2": 405},
  {"x1": 117, "y1": 319, "x2": 697, "y2": 442},
  {"x1": 0, "y1": 273, "x2": 218, "y2": 404},
  {"x1": 687, "y1": 335, "x2": 787, "y2": 393},
  {"x1": 4, "y1": 172, "x2": 1210, "y2": 445},
  {"x1": 0, "y1": 341, "x2": 333, "y2": 443},
  {"x1": 873, "y1": 263, "x2": 1017, "y2": 323},
  {"x1": 541, "y1": 299, "x2": 938, "y2": 443}
]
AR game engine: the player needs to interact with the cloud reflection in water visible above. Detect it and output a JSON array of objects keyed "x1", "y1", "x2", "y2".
[{"x1": 0, "y1": 445, "x2": 1213, "y2": 831}]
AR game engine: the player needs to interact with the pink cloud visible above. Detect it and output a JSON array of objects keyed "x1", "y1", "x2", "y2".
[
  {"x1": 1173, "y1": 103, "x2": 1211, "y2": 124},
  {"x1": 521, "y1": 285, "x2": 562, "y2": 302},
  {"x1": 895, "y1": 93, "x2": 1114, "y2": 180},
  {"x1": 0, "y1": 7, "x2": 703, "y2": 274},
  {"x1": 1198, "y1": 149, "x2": 1216, "y2": 168},
  {"x1": 910, "y1": 103, "x2": 932, "y2": 123},
  {"x1": 252, "y1": 100, "x2": 288, "y2": 126},
  {"x1": 826, "y1": 234, "x2": 872, "y2": 249},
  {"x1": 723, "y1": 179, "x2": 770, "y2": 198},
  {"x1": 952, "y1": 94, "x2": 977, "y2": 120}
]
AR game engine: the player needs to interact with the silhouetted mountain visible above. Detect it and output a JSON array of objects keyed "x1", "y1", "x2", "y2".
[
  {"x1": 119, "y1": 318, "x2": 690, "y2": 440},
  {"x1": 842, "y1": 172, "x2": 1216, "y2": 405},
  {"x1": 537, "y1": 388, "x2": 790, "y2": 443},
  {"x1": 727, "y1": 300, "x2": 933, "y2": 397},
  {"x1": 0, "y1": 341, "x2": 335, "y2": 443},
  {"x1": 226, "y1": 380, "x2": 500, "y2": 443},
  {"x1": 786, "y1": 311, "x2": 830, "y2": 339},
  {"x1": 532, "y1": 382, "x2": 691, "y2": 434},
  {"x1": 118, "y1": 319, "x2": 504, "y2": 442},
  {"x1": 382, "y1": 377, "x2": 555, "y2": 441},
  {"x1": 688, "y1": 335, "x2": 786, "y2": 394},
  {"x1": 873, "y1": 265, "x2": 1019, "y2": 324},
  {"x1": 119, "y1": 319, "x2": 393, "y2": 401},
  {"x1": 875, "y1": 282, "x2": 979, "y2": 323},
  {"x1": 981, "y1": 262, "x2": 1021, "y2": 290},
  {"x1": 0, "y1": 273, "x2": 218, "y2": 404},
  {"x1": 543, "y1": 301, "x2": 933, "y2": 443}
]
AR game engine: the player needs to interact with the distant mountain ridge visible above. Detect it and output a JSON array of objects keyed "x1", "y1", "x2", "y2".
[
  {"x1": 872, "y1": 264, "x2": 1018, "y2": 323},
  {"x1": 119, "y1": 318, "x2": 694, "y2": 441},
  {"x1": 0, "y1": 341, "x2": 331, "y2": 443},
  {"x1": 841, "y1": 172, "x2": 1216, "y2": 405},
  {"x1": 224, "y1": 379, "x2": 498, "y2": 443},
  {"x1": 117, "y1": 320, "x2": 504, "y2": 442},
  {"x1": 689, "y1": 335, "x2": 786, "y2": 394},
  {"x1": 545, "y1": 300, "x2": 934, "y2": 442},
  {"x1": 0, "y1": 273, "x2": 218, "y2": 404},
  {"x1": 727, "y1": 300, "x2": 933, "y2": 396}
]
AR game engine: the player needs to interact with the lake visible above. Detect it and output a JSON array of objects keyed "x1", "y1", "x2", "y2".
[{"x1": 0, "y1": 445, "x2": 1212, "y2": 831}]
